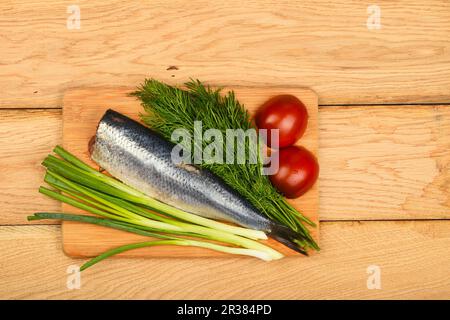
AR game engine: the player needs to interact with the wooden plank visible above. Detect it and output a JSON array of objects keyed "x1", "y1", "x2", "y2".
[
  {"x1": 0, "y1": 221, "x2": 449, "y2": 299},
  {"x1": 61, "y1": 87, "x2": 319, "y2": 257},
  {"x1": 0, "y1": 110, "x2": 61, "y2": 225},
  {"x1": 1, "y1": 105, "x2": 448, "y2": 225},
  {"x1": 1, "y1": 0, "x2": 450, "y2": 108},
  {"x1": 319, "y1": 105, "x2": 450, "y2": 220}
]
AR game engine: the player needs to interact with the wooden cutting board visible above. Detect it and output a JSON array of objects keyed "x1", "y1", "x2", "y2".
[{"x1": 62, "y1": 86, "x2": 319, "y2": 258}]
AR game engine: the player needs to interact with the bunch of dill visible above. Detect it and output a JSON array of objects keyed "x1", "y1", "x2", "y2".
[{"x1": 131, "y1": 79, "x2": 318, "y2": 251}]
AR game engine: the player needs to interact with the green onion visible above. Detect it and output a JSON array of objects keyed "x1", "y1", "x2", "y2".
[
  {"x1": 42, "y1": 169, "x2": 280, "y2": 257},
  {"x1": 45, "y1": 146, "x2": 267, "y2": 241},
  {"x1": 34, "y1": 146, "x2": 284, "y2": 269},
  {"x1": 80, "y1": 240, "x2": 273, "y2": 271},
  {"x1": 29, "y1": 212, "x2": 208, "y2": 239}
]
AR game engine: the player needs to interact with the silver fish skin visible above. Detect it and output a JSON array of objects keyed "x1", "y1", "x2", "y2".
[{"x1": 90, "y1": 109, "x2": 305, "y2": 253}]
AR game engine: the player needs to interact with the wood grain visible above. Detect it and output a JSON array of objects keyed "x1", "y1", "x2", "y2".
[
  {"x1": 61, "y1": 87, "x2": 318, "y2": 257},
  {"x1": 320, "y1": 105, "x2": 450, "y2": 220},
  {"x1": 0, "y1": 110, "x2": 62, "y2": 225},
  {"x1": 1, "y1": 221, "x2": 449, "y2": 299},
  {"x1": 1, "y1": 106, "x2": 448, "y2": 225},
  {"x1": 1, "y1": 0, "x2": 450, "y2": 108}
]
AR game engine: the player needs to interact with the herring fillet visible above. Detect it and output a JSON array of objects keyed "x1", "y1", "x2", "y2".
[{"x1": 90, "y1": 109, "x2": 307, "y2": 254}]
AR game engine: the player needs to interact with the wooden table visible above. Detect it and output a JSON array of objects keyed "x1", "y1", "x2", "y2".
[{"x1": 0, "y1": 0, "x2": 449, "y2": 299}]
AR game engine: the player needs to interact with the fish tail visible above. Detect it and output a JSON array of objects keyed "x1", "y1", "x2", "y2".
[{"x1": 268, "y1": 223, "x2": 309, "y2": 256}]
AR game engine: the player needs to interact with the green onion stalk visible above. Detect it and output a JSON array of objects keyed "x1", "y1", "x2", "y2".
[
  {"x1": 29, "y1": 213, "x2": 275, "y2": 270},
  {"x1": 31, "y1": 146, "x2": 284, "y2": 270}
]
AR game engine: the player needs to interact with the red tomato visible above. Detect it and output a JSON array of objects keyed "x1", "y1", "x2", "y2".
[
  {"x1": 255, "y1": 95, "x2": 308, "y2": 148},
  {"x1": 270, "y1": 146, "x2": 319, "y2": 198}
]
